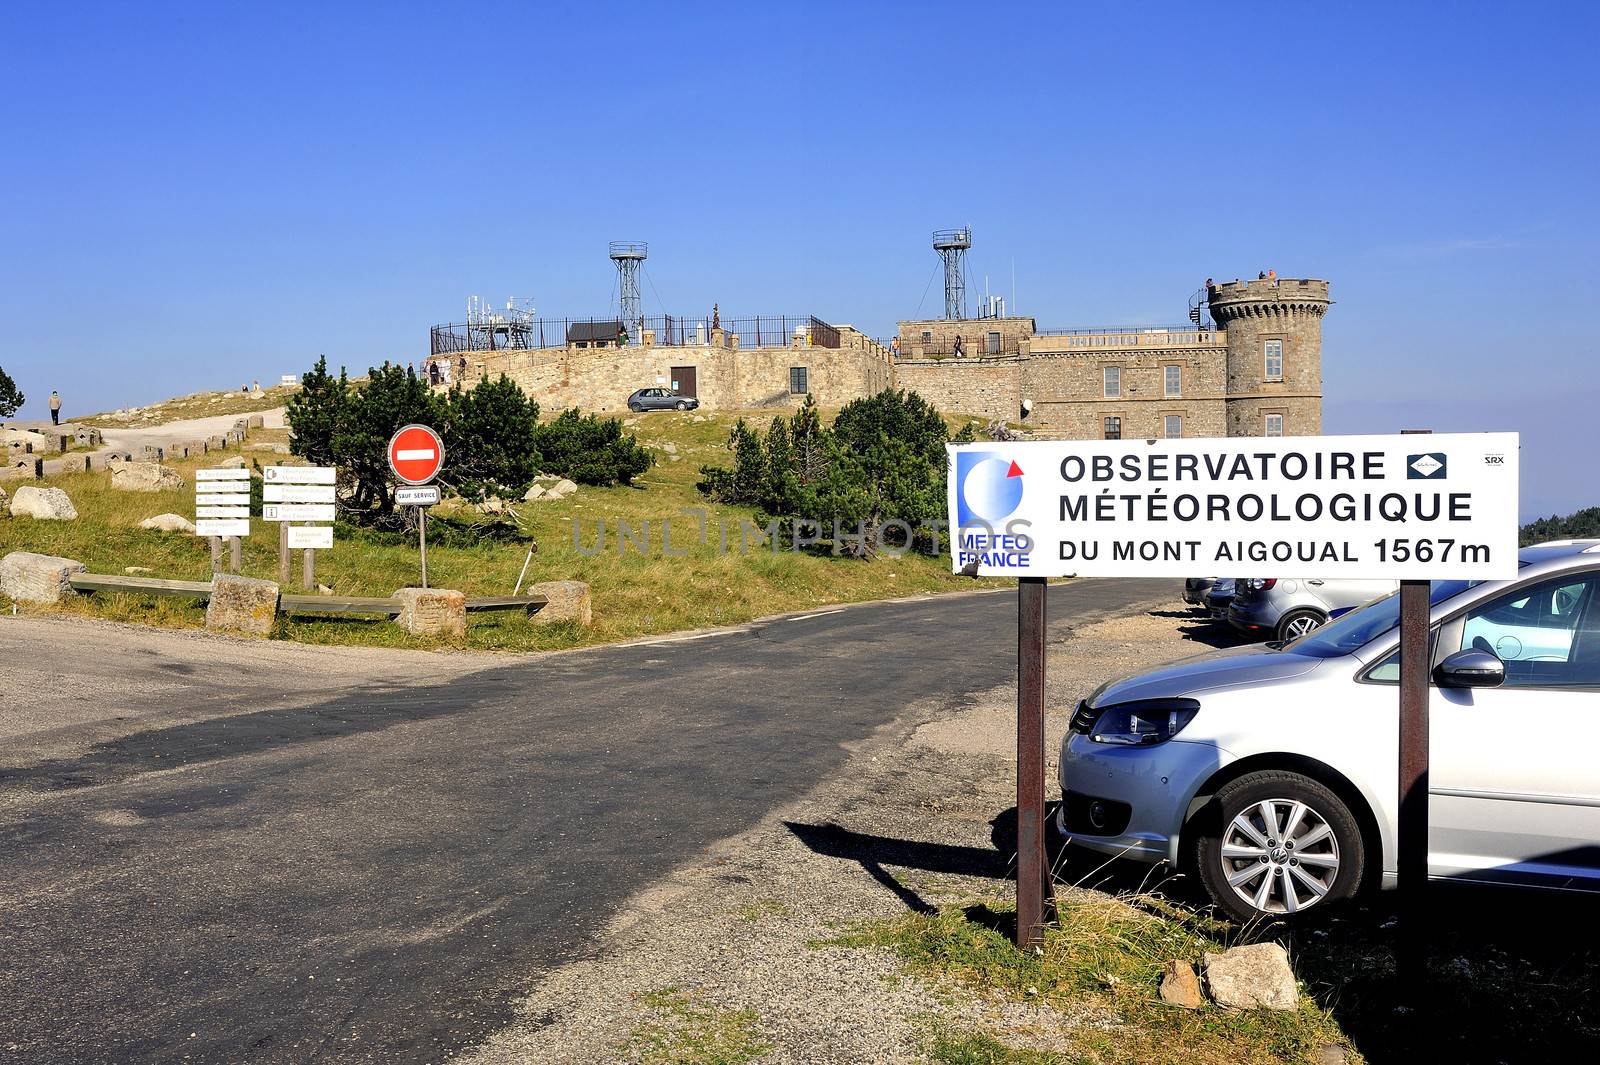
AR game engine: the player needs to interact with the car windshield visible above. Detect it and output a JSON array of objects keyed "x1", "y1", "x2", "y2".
[{"x1": 1282, "y1": 579, "x2": 1484, "y2": 658}]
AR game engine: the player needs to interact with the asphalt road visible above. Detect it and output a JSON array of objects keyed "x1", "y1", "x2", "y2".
[{"x1": 0, "y1": 579, "x2": 1170, "y2": 1064}]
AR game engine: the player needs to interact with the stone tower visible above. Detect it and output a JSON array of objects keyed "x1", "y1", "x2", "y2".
[{"x1": 1208, "y1": 277, "x2": 1330, "y2": 437}]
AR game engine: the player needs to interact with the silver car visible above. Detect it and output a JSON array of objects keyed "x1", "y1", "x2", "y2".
[
  {"x1": 1228, "y1": 576, "x2": 1399, "y2": 642},
  {"x1": 1058, "y1": 540, "x2": 1600, "y2": 922}
]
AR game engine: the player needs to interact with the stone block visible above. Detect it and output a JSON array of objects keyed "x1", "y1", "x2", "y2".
[
  {"x1": 0, "y1": 551, "x2": 86, "y2": 604},
  {"x1": 138, "y1": 444, "x2": 165, "y2": 462},
  {"x1": 111, "y1": 462, "x2": 186, "y2": 493},
  {"x1": 205, "y1": 574, "x2": 279, "y2": 637},
  {"x1": 393, "y1": 587, "x2": 466, "y2": 639},
  {"x1": 529, "y1": 580, "x2": 592, "y2": 627},
  {"x1": 246, "y1": 414, "x2": 264, "y2": 430},
  {"x1": 139, "y1": 512, "x2": 197, "y2": 534},
  {"x1": 208, "y1": 435, "x2": 226, "y2": 451},
  {"x1": 1203, "y1": 943, "x2": 1299, "y2": 1011},
  {"x1": 9, "y1": 485, "x2": 77, "y2": 520}
]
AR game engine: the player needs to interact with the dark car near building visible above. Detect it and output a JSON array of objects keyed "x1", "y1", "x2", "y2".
[{"x1": 627, "y1": 388, "x2": 699, "y2": 412}]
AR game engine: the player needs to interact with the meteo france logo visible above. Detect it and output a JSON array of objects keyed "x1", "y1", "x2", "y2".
[
  {"x1": 953, "y1": 450, "x2": 1032, "y2": 571},
  {"x1": 956, "y1": 451, "x2": 1025, "y2": 527}
]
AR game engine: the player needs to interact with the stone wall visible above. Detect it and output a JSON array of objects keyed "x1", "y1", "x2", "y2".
[
  {"x1": 894, "y1": 358, "x2": 1021, "y2": 424},
  {"x1": 465, "y1": 334, "x2": 893, "y2": 415},
  {"x1": 897, "y1": 317, "x2": 1037, "y2": 358}
]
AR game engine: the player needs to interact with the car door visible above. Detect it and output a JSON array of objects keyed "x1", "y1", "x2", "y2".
[
  {"x1": 1429, "y1": 570, "x2": 1600, "y2": 888},
  {"x1": 643, "y1": 389, "x2": 667, "y2": 410}
]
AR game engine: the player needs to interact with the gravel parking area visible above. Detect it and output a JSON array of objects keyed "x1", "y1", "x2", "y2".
[{"x1": 456, "y1": 593, "x2": 1224, "y2": 1064}]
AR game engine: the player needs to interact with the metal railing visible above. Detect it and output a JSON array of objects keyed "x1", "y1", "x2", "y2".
[{"x1": 430, "y1": 314, "x2": 844, "y2": 353}]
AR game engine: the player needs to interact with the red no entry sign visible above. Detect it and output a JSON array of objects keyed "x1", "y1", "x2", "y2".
[{"x1": 388, "y1": 424, "x2": 445, "y2": 485}]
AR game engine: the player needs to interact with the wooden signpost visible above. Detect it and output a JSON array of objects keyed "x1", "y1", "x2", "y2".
[
  {"x1": 263, "y1": 465, "x2": 335, "y2": 589},
  {"x1": 194, "y1": 467, "x2": 251, "y2": 573}
]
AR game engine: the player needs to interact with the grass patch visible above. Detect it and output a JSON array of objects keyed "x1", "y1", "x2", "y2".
[
  {"x1": 81, "y1": 385, "x2": 294, "y2": 426},
  {"x1": 625, "y1": 987, "x2": 770, "y2": 1065},
  {"x1": 734, "y1": 897, "x2": 793, "y2": 923},
  {"x1": 0, "y1": 409, "x2": 1003, "y2": 650},
  {"x1": 830, "y1": 895, "x2": 1355, "y2": 1065}
]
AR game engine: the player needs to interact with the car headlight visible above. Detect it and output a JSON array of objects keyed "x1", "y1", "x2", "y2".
[{"x1": 1084, "y1": 699, "x2": 1200, "y2": 746}]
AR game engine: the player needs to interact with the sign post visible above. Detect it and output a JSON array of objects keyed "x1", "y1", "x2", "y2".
[
  {"x1": 1396, "y1": 429, "x2": 1431, "y2": 989},
  {"x1": 387, "y1": 424, "x2": 445, "y2": 589},
  {"x1": 194, "y1": 467, "x2": 252, "y2": 571},
  {"x1": 263, "y1": 466, "x2": 336, "y2": 591},
  {"x1": 946, "y1": 433, "x2": 1519, "y2": 949},
  {"x1": 1016, "y1": 575, "x2": 1053, "y2": 948}
]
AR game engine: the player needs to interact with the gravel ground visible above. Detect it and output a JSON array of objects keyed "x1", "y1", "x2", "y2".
[{"x1": 456, "y1": 597, "x2": 1238, "y2": 1064}]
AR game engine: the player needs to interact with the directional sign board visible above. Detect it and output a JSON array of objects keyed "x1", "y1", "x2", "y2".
[
  {"x1": 947, "y1": 432, "x2": 1520, "y2": 580},
  {"x1": 387, "y1": 424, "x2": 444, "y2": 486},
  {"x1": 195, "y1": 467, "x2": 251, "y2": 538},
  {"x1": 287, "y1": 525, "x2": 334, "y2": 550},
  {"x1": 394, "y1": 486, "x2": 440, "y2": 506},
  {"x1": 264, "y1": 465, "x2": 336, "y2": 484},
  {"x1": 263, "y1": 503, "x2": 336, "y2": 523},
  {"x1": 264, "y1": 484, "x2": 336, "y2": 503}
]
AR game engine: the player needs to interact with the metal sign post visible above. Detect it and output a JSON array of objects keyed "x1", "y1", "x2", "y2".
[
  {"x1": 1397, "y1": 429, "x2": 1431, "y2": 989},
  {"x1": 387, "y1": 426, "x2": 445, "y2": 590},
  {"x1": 1016, "y1": 576, "x2": 1053, "y2": 949}
]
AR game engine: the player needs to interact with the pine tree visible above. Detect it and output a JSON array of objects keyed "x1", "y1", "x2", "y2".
[{"x1": 0, "y1": 364, "x2": 23, "y2": 418}]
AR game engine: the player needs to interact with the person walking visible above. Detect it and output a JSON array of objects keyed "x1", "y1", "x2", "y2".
[
  {"x1": 48, "y1": 390, "x2": 61, "y2": 425},
  {"x1": 890, "y1": 335, "x2": 901, "y2": 359},
  {"x1": 952, "y1": 336, "x2": 965, "y2": 359}
]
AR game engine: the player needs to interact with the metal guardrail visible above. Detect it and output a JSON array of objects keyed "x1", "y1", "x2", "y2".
[{"x1": 66, "y1": 572, "x2": 548, "y2": 615}]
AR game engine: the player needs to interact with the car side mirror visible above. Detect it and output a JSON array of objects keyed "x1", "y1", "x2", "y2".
[{"x1": 1435, "y1": 648, "x2": 1505, "y2": 689}]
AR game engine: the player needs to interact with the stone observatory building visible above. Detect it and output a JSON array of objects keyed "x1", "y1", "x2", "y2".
[{"x1": 428, "y1": 275, "x2": 1328, "y2": 441}]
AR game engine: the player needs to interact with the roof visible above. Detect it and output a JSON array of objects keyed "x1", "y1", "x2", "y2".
[{"x1": 566, "y1": 320, "x2": 625, "y2": 343}]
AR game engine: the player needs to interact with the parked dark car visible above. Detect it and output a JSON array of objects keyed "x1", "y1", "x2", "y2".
[
  {"x1": 627, "y1": 388, "x2": 699, "y2": 413},
  {"x1": 1204, "y1": 578, "x2": 1236, "y2": 620},
  {"x1": 1184, "y1": 577, "x2": 1216, "y2": 606}
]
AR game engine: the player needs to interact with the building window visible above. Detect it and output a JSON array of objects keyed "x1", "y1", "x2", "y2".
[
  {"x1": 1264, "y1": 340, "x2": 1284, "y2": 381},
  {"x1": 986, "y1": 331, "x2": 1001, "y2": 355},
  {"x1": 1164, "y1": 415, "x2": 1182, "y2": 439},
  {"x1": 1103, "y1": 417, "x2": 1121, "y2": 440},
  {"x1": 1164, "y1": 365, "x2": 1181, "y2": 397},
  {"x1": 789, "y1": 366, "x2": 808, "y2": 394},
  {"x1": 921, "y1": 330, "x2": 932, "y2": 342},
  {"x1": 1264, "y1": 413, "x2": 1284, "y2": 437},
  {"x1": 1103, "y1": 366, "x2": 1121, "y2": 398}
]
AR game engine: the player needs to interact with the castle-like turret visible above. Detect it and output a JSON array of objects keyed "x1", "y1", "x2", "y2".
[{"x1": 1208, "y1": 277, "x2": 1330, "y2": 437}]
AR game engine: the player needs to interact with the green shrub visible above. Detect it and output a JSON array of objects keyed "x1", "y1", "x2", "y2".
[{"x1": 534, "y1": 409, "x2": 654, "y2": 486}]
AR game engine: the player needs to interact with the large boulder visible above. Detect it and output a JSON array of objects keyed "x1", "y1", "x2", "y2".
[
  {"x1": 0, "y1": 551, "x2": 86, "y2": 604},
  {"x1": 529, "y1": 580, "x2": 592, "y2": 627},
  {"x1": 139, "y1": 512, "x2": 197, "y2": 534},
  {"x1": 205, "y1": 574, "x2": 279, "y2": 636},
  {"x1": 111, "y1": 462, "x2": 185, "y2": 493},
  {"x1": 9, "y1": 486, "x2": 77, "y2": 520},
  {"x1": 1203, "y1": 943, "x2": 1299, "y2": 1011},
  {"x1": 394, "y1": 587, "x2": 466, "y2": 639}
]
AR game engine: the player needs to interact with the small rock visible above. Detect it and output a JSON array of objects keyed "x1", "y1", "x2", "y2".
[
  {"x1": 548, "y1": 478, "x2": 578, "y2": 498},
  {"x1": 1158, "y1": 959, "x2": 1204, "y2": 1009},
  {"x1": 1315, "y1": 1045, "x2": 1346, "y2": 1065},
  {"x1": 139, "y1": 513, "x2": 197, "y2": 534},
  {"x1": 9, "y1": 486, "x2": 77, "y2": 521},
  {"x1": 317, "y1": 584, "x2": 334, "y2": 596},
  {"x1": 691, "y1": 414, "x2": 706, "y2": 422},
  {"x1": 522, "y1": 484, "x2": 547, "y2": 502},
  {"x1": 125, "y1": 566, "x2": 154, "y2": 574},
  {"x1": 660, "y1": 441, "x2": 678, "y2": 454},
  {"x1": 1203, "y1": 942, "x2": 1299, "y2": 1011}
]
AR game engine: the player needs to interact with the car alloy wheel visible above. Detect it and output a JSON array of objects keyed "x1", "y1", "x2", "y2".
[
  {"x1": 1278, "y1": 609, "x2": 1324, "y2": 642},
  {"x1": 676, "y1": 401, "x2": 689, "y2": 411},
  {"x1": 1219, "y1": 799, "x2": 1339, "y2": 914},
  {"x1": 1195, "y1": 770, "x2": 1364, "y2": 923}
]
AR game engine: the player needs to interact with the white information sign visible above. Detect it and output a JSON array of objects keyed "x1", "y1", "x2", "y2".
[
  {"x1": 264, "y1": 465, "x2": 336, "y2": 484},
  {"x1": 195, "y1": 519, "x2": 251, "y2": 537},
  {"x1": 394, "y1": 486, "x2": 441, "y2": 506},
  {"x1": 287, "y1": 525, "x2": 334, "y2": 550},
  {"x1": 264, "y1": 484, "x2": 336, "y2": 503},
  {"x1": 263, "y1": 503, "x2": 336, "y2": 522},
  {"x1": 947, "y1": 433, "x2": 1519, "y2": 580},
  {"x1": 195, "y1": 467, "x2": 251, "y2": 481},
  {"x1": 196, "y1": 505, "x2": 250, "y2": 518},
  {"x1": 193, "y1": 492, "x2": 250, "y2": 505}
]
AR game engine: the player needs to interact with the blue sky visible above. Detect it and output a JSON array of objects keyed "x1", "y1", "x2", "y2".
[{"x1": 2, "y1": 1, "x2": 1595, "y2": 518}]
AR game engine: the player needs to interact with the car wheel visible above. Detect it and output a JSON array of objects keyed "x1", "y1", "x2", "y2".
[
  {"x1": 1276, "y1": 609, "x2": 1325, "y2": 642},
  {"x1": 676, "y1": 400, "x2": 689, "y2": 411},
  {"x1": 1194, "y1": 770, "x2": 1365, "y2": 922}
]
